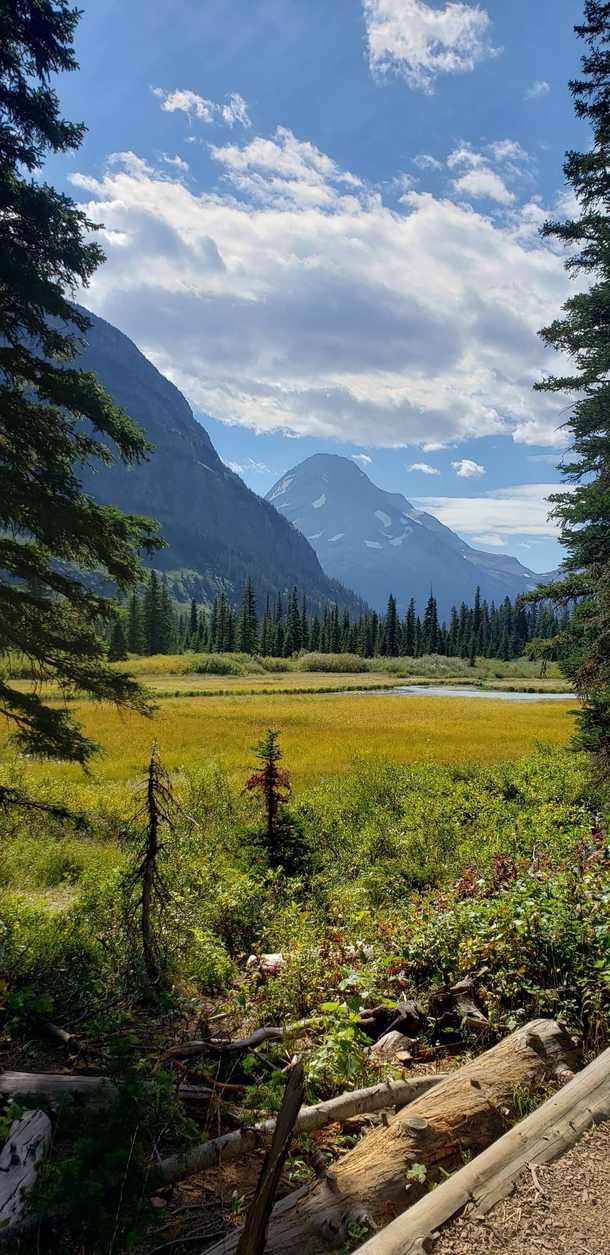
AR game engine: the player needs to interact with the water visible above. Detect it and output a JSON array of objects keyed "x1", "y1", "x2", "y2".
[{"x1": 372, "y1": 685, "x2": 576, "y2": 702}]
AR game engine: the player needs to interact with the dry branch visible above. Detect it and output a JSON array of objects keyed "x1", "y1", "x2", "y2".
[
  {"x1": 236, "y1": 1063, "x2": 304, "y2": 1255},
  {"x1": 159, "y1": 1075, "x2": 441, "y2": 1184},
  {"x1": 354, "y1": 1035, "x2": 610, "y2": 1255},
  {"x1": 0, "y1": 1110, "x2": 51, "y2": 1230},
  {"x1": 157, "y1": 1026, "x2": 284, "y2": 1065},
  {"x1": 204, "y1": 1018, "x2": 580, "y2": 1255}
]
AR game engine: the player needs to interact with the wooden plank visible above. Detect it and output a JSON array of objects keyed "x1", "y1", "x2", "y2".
[
  {"x1": 236, "y1": 1063, "x2": 305, "y2": 1255},
  {"x1": 354, "y1": 1040, "x2": 610, "y2": 1255}
]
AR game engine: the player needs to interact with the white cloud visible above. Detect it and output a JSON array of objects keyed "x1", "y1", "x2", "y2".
[
  {"x1": 526, "y1": 80, "x2": 550, "y2": 100},
  {"x1": 153, "y1": 87, "x2": 251, "y2": 128},
  {"x1": 352, "y1": 453, "x2": 372, "y2": 466},
  {"x1": 471, "y1": 533, "x2": 507, "y2": 546},
  {"x1": 161, "y1": 153, "x2": 189, "y2": 173},
  {"x1": 363, "y1": 0, "x2": 498, "y2": 92},
  {"x1": 451, "y1": 459, "x2": 486, "y2": 477},
  {"x1": 527, "y1": 452, "x2": 563, "y2": 464},
  {"x1": 453, "y1": 168, "x2": 514, "y2": 204},
  {"x1": 412, "y1": 153, "x2": 443, "y2": 170},
  {"x1": 407, "y1": 461, "x2": 440, "y2": 474},
  {"x1": 71, "y1": 129, "x2": 575, "y2": 449},
  {"x1": 414, "y1": 483, "x2": 567, "y2": 536}
]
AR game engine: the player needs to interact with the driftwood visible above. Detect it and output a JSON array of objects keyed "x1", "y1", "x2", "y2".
[
  {"x1": 0, "y1": 1110, "x2": 52, "y2": 1229},
  {"x1": 205, "y1": 1018, "x2": 580, "y2": 1255},
  {"x1": 159, "y1": 1075, "x2": 441, "y2": 1184},
  {"x1": 354, "y1": 1036, "x2": 610, "y2": 1254},
  {"x1": 236, "y1": 1064, "x2": 305, "y2": 1255}
]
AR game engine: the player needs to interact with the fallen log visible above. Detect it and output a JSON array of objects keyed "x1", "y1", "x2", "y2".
[
  {"x1": 0, "y1": 1072, "x2": 214, "y2": 1107},
  {"x1": 0, "y1": 1110, "x2": 52, "y2": 1230},
  {"x1": 204, "y1": 1018, "x2": 580, "y2": 1255},
  {"x1": 354, "y1": 1035, "x2": 610, "y2": 1255},
  {"x1": 157, "y1": 1026, "x2": 284, "y2": 1065},
  {"x1": 159, "y1": 1075, "x2": 441, "y2": 1184}
]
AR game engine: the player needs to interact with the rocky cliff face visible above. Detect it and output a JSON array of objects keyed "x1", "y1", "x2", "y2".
[{"x1": 75, "y1": 310, "x2": 363, "y2": 612}]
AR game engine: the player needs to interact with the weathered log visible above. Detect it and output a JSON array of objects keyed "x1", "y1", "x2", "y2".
[
  {"x1": 354, "y1": 1036, "x2": 610, "y2": 1255},
  {"x1": 236, "y1": 1064, "x2": 304, "y2": 1255},
  {"x1": 0, "y1": 1072, "x2": 214, "y2": 1107},
  {"x1": 0, "y1": 1110, "x2": 52, "y2": 1229},
  {"x1": 204, "y1": 1018, "x2": 580, "y2": 1255},
  {"x1": 159, "y1": 1075, "x2": 441, "y2": 1184},
  {"x1": 157, "y1": 1026, "x2": 284, "y2": 1065}
]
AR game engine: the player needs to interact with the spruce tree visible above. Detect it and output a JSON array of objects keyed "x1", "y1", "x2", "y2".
[
  {"x1": 0, "y1": 0, "x2": 162, "y2": 763},
  {"x1": 382, "y1": 594, "x2": 399, "y2": 656},
  {"x1": 126, "y1": 592, "x2": 145, "y2": 655},
  {"x1": 108, "y1": 618, "x2": 128, "y2": 662},
  {"x1": 284, "y1": 585, "x2": 301, "y2": 656},
  {"x1": 158, "y1": 578, "x2": 175, "y2": 654},
  {"x1": 421, "y1": 591, "x2": 440, "y2": 655},
  {"x1": 237, "y1": 577, "x2": 259, "y2": 654},
  {"x1": 143, "y1": 571, "x2": 162, "y2": 655},
  {"x1": 524, "y1": 2, "x2": 610, "y2": 775}
]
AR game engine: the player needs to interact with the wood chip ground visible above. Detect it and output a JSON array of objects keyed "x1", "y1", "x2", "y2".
[{"x1": 434, "y1": 1118, "x2": 610, "y2": 1254}]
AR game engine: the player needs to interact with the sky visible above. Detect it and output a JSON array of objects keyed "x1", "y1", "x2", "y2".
[{"x1": 47, "y1": 0, "x2": 590, "y2": 572}]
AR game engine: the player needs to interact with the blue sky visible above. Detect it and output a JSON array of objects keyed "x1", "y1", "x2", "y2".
[{"x1": 49, "y1": 0, "x2": 589, "y2": 572}]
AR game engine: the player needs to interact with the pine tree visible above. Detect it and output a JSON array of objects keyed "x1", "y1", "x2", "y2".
[
  {"x1": 284, "y1": 586, "x2": 301, "y2": 656},
  {"x1": 404, "y1": 598, "x2": 416, "y2": 656},
  {"x1": 126, "y1": 592, "x2": 145, "y2": 655},
  {"x1": 108, "y1": 618, "x2": 128, "y2": 662},
  {"x1": 189, "y1": 598, "x2": 198, "y2": 642},
  {"x1": 237, "y1": 577, "x2": 259, "y2": 654},
  {"x1": 0, "y1": 1, "x2": 162, "y2": 763},
  {"x1": 143, "y1": 571, "x2": 162, "y2": 655},
  {"x1": 522, "y1": 3, "x2": 610, "y2": 775},
  {"x1": 259, "y1": 594, "x2": 273, "y2": 657},
  {"x1": 158, "y1": 578, "x2": 175, "y2": 654},
  {"x1": 382, "y1": 594, "x2": 399, "y2": 656},
  {"x1": 421, "y1": 591, "x2": 440, "y2": 655},
  {"x1": 300, "y1": 593, "x2": 309, "y2": 651},
  {"x1": 309, "y1": 614, "x2": 321, "y2": 651}
]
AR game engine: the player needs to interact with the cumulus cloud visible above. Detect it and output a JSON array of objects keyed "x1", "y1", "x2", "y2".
[
  {"x1": 453, "y1": 167, "x2": 514, "y2": 204},
  {"x1": 526, "y1": 80, "x2": 550, "y2": 100},
  {"x1": 451, "y1": 459, "x2": 486, "y2": 477},
  {"x1": 448, "y1": 140, "x2": 528, "y2": 204},
  {"x1": 152, "y1": 87, "x2": 251, "y2": 128},
  {"x1": 363, "y1": 0, "x2": 498, "y2": 92},
  {"x1": 407, "y1": 461, "x2": 440, "y2": 474},
  {"x1": 471, "y1": 533, "x2": 507, "y2": 546},
  {"x1": 352, "y1": 453, "x2": 372, "y2": 466},
  {"x1": 71, "y1": 127, "x2": 574, "y2": 449},
  {"x1": 414, "y1": 483, "x2": 566, "y2": 535}
]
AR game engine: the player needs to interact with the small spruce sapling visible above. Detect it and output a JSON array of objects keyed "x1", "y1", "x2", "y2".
[{"x1": 242, "y1": 730, "x2": 309, "y2": 875}]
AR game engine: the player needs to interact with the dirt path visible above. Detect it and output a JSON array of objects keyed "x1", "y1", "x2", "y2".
[{"x1": 434, "y1": 1118, "x2": 610, "y2": 1254}]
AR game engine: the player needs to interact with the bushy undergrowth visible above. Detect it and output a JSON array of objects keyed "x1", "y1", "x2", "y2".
[{"x1": 1, "y1": 747, "x2": 606, "y2": 1047}]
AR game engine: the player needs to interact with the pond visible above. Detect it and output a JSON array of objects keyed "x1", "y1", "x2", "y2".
[{"x1": 355, "y1": 685, "x2": 576, "y2": 703}]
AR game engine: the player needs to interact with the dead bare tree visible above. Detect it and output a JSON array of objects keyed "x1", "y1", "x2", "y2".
[{"x1": 127, "y1": 740, "x2": 176, "y2": 983}]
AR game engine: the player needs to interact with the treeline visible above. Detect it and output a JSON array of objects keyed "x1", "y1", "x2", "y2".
[{"x1": 107, "y1": 573, "x2": 570, "y2": 662}]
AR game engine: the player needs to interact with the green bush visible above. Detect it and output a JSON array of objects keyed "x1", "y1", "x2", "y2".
[
  {"x1": 194, "y1": 654, "x2": 247, "y2": 675},
  {"x1": 297, "y1": 652, "x2": 369, "y2": 672}
]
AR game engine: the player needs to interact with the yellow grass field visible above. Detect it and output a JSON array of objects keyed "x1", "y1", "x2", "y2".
[{"x1": 0, "y1": 689, "x2": 578, "y2": 812}]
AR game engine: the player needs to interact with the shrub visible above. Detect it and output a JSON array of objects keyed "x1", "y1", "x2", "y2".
[
  {"x1": 194, "y1": 654, "x2": 247, "y2": 676},
  {"x1": 297, "y1": 653, "x2": 369, "y2": 673}
]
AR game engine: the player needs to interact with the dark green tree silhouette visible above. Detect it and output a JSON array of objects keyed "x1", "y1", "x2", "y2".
[
  {"x1": 523, "y1": 2, "x2": 610, "y2": 776},
  {"x1": 0, "y1": 0, "x2": 162, "y2": 763},
  {"x1": 108, "y1": 618, "x2": 128, "y2": 662},
  {"x1": 238, "y1": 576, "x2": 259, "y2": 653}
]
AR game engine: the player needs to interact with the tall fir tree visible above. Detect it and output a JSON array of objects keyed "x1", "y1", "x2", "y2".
[
  {"x1": 524, "y1": 2, "x2": 610, "y2": 776},
  {"x1": 237, "y1": 577, "x2": 259, "y2": 654},
  {"x1": 0, "y1": 0, "x2": 161, "y2": 763},
  {"x1": 126, "y1": 592, "x2": 145, "y2": 655},
  {"x1": 421, "y1": 591, "x2": 440, "y2": 655},
  {"x1": 382, "y1": 594, "x2": 399, "y2": 656}
]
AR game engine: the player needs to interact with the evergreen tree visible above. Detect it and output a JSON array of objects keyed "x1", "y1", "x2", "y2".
[
  {"x1": 0, "y1": 0, "x2": 161, "y2": 763},
  {"x1": 284, "y1": 586, "x2": 301, "y2": 656},
  {"x1": 126, "y1": 592, "x2": 145, "y2": 655},
  {"x1": 143, "y1": 571, "x2": 162, "y2": 655},
  {"x1": 158, "y1": 578, "x2": 175, "y2": 654},
  {"x1": 189, "y1": 598, "x2": 198, "y2": 641},
  {"x1": 421, "y1": 591, "x2": 440, "y2": 655},
  {"x1": 108, "y1": 618, "x2": 128, "y2": 662},
  {"x1": 237, "y1": 577, "x2": 259, "y2": 654},
  {"x1": 300, "y1": 593, "x2": 309, "y2": 651},
  {"x1": 309, "y1": 614, "x2": 321, "y2": 651},
  {"x1": 259, "y1": 594, "x2": 274, "y2": 656},
  {"x1": 382, "y1": 594, "x2": 399, "y2": 656},
  {"x1": 524, "y1": 2, "x2": 610, "y2": 775},
  {"x1": 404, "y1": 598, "x2": 416, "y2": 656}
]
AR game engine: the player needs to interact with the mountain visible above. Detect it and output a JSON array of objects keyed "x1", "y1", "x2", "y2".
[
  {"x1": 265, "y1": 454, "x2": 550, "y2": 619},
  {"x1": 75, "y1": 311, "x2": 364, "y2": 614}
]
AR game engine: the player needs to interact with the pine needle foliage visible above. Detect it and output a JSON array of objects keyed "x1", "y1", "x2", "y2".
[
  {"x1": 527, "y1": 2, "x2": 610, "y2": 777},
  {"x1": 0, "y1": 0, "x2": 163, "y2": 765}
]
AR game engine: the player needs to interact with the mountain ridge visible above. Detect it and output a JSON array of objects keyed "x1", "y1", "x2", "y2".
[{"x1": 265, "y1": 454, "x2": 551, "y2": 619}]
